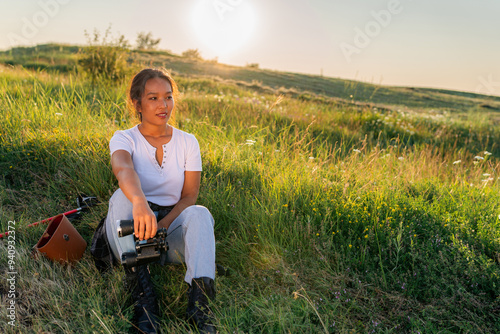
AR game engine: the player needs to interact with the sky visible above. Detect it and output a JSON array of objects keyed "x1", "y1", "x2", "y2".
[{"x1": 1, "y1": 0, "x2": 499, "y2": 96}]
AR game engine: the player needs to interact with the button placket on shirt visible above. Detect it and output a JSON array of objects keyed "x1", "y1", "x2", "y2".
[{"x1": 161, "y1": 144, "x2": 167, "y2": 171}]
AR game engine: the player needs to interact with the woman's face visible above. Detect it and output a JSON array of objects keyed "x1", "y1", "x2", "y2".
[{"x1": 137, "y1": 77, "x2": 174, "y2": 126}]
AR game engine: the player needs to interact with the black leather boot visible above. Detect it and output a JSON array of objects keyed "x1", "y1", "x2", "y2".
[
  {"x1": 186, "y1": 277, "x2": 216, "y2": 334},
  {"x1": 124, "y1": 265, "x2": 160, "y2": 334}
]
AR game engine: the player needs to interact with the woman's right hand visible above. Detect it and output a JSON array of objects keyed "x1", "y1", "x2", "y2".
[
  {"x1": 132, "y1": 199, "x2": 157, "y2": 240},
  {"x1": 111, "y1": 150, "x2": 158, "y2": 241}
]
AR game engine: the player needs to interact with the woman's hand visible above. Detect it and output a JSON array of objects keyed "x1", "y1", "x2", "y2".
[
  {"x1": 111, "y1": 150, "x2": 157, "y2": 240},
  {"x1": 132, "y1": 199, "x2": 157, "y2": 240}
]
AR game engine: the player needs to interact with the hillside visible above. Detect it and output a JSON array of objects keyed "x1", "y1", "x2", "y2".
[
  {"x1": 2, "y1": 43, "x2": 500, "y2": 116},
  {"x1": 0, "y1": 47, "x2": 499, "y2": 333}
]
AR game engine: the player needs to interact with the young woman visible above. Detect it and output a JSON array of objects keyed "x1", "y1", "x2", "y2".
[{"x1": 104, "y1": 68, "x2": 216, "y2": 334}]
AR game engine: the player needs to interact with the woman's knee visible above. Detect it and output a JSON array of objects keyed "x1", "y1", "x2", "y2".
[
  {"x1": 109, "y1": 188, "x2": 131, "y2": 207},
  {"x1": 184, "y1": 205, "x2": 213, "y2": 220},
  {"x1": 182, "y1": 205, "x2": 214, "y2": 229},
  {"x1": 107, "y1": 188, "x2": 133, "y2": 220}
]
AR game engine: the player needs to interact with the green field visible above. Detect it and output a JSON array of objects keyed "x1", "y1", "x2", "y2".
[{"x1": 1, "y1": 45, "x2": 499, "y2": 333}]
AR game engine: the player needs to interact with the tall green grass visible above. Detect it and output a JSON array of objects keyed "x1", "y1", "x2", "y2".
[
  {"x1": 3, "y1": 44, "x2": 500, "y2": 115},
  {"x1": 1, "y1": 66, "x2": 499, "y2": 333}
]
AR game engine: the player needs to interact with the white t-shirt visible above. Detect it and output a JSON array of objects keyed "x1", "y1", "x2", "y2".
[{"x1": 109, "y1": 125, "x2": 202, "y2": 206}]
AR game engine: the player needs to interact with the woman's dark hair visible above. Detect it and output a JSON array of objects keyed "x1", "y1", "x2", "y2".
[{"x1": 128, "y1": 67, "x2": 179, "y2": 123}]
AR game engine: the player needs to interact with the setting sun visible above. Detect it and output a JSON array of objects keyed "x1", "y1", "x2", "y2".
[{"x1": 191, "y1": 0, "x2": 257, "y2": 57}]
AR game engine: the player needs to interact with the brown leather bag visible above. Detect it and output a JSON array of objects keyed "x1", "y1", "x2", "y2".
[{"x1": 35, "y1": 213, "x2": 87, "y2": 263}]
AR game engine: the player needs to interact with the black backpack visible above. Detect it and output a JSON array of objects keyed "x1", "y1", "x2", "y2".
[{"x1": 90, "y1": 218, "x2": 118, "y2": 272}]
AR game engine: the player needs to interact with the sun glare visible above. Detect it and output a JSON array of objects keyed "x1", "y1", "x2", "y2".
[{"x1": 191, "y1": 0, "x2": 257, "y2": 57}]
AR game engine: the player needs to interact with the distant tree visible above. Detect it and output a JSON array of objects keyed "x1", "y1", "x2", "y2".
[
  {"x1": 116, "y1": 34, "x2": 131, "y2": 49},
  {"x1": 182, "y1": 48, "x2": 202, "y2": 59},
  {"x1": 207, "y1": 57, "x2": 218, "y2": 64},
  {"x1": 246, "y1": 63, "x2": 259, "y2": 69},
  {"x1": 136, "y1": 32, "x2": 161, "y2": 50}
]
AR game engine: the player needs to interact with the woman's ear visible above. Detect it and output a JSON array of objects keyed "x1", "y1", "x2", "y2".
[{"x1": 133, "y1": 99, "x2": 140, "y2": 112}]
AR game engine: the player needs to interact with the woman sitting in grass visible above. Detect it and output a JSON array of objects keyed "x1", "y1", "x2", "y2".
[{"x1": 104, "y1": 68, "x2": 216, "y2": 334}]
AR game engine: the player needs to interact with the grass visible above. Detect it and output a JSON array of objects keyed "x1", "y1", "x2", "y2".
[
  {"x1": 2, "y1": 43, "x2": 500, "y2": 114},
  {"x1": 0, "y1": 61, "x2": 500, "y2": 333}
]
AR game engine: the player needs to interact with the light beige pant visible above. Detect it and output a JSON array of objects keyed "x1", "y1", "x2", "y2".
[{"x1": 105, "y1": 188, "x2": 216, "y2": 283}]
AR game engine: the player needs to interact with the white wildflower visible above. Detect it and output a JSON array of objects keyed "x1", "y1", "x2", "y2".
[
  {"x1": 484, "y1": 151, "x2": 492, "y2": 156},
  {"x1": 474, "y1": 156, "x2": 484, "y2": 160},
  {"x1": 55, "y1": 113, "x2": 63, "y2": 116},
  {"x1": 398, "y1": 157, "x2": 404, "y2": 161},
  {"x1": 309, "y1": 157, "x2": 315, "y2": 160},
  {"x1": 483, "y1": 173, "x2": 491, "y2": 177},
  {"x1": 245, "y1": 139, "x2": 256, "y2": 146},
  {"x1": 353, "y1": 149, "x2": 361, "y2": 153},
  {"x1": 453, "y1": 160, "x2": 461, "y2": 164}
]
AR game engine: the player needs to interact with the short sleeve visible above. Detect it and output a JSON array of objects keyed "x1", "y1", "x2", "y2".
[
  {"x1": 109, "y1": 130, "x2": 133, "y2": 157},
  {"x1": 185, "y1": 135, "x2": 202, "y2": 171}
]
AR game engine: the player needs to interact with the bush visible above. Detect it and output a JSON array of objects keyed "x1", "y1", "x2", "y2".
[
  {"x1": 136, "y1": 31, "x2": 161, "y2": 50},
  {"x1": 182, "y1": 49, "x2": 202, "y2": 59},
  {"x1": 246, "y1": 63, "x2": 259, "y2": 69},
  {"x1": 78, "y1": 27, "x2": 132, "y2": 86}
]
